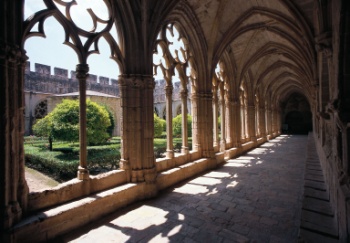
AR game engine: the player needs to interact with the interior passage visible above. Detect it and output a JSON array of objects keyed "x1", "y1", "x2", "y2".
[{"x1": 59, "y1": 135, "x2": 307, "y2": 243}]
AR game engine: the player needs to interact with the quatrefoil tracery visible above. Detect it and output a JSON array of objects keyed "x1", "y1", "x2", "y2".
[
  {"x1": 153, "y1": 23, "x2": 197, "y2": 92},
  {"x1": 23, "y1": 0, "x2": 122, "y2": 66}
]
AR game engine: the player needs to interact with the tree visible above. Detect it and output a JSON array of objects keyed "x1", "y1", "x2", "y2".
[
  {"x1": 102, "y1": 105, "x2": 115, "y2": 138},
  {"x1": 32, "y1": 99, "x2": 111, "y2": 146},
  {"x1": 154, "y1": 113, "x2": 166, "y2": 138},
  {"x1": 172, "y1": 114, "x2": 192, "y2": 138},
  {"x1": 32, "y1": 113, "x2": 54, "y2": 150}
]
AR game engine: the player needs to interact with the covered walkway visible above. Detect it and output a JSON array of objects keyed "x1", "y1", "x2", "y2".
[{"x1": 60, "y1": 135, "x2": 308, "y2": 242}]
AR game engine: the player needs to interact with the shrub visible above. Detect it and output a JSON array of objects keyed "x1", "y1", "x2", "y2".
[
  {"x1": 32, "y1": 99, "x2": 111, "y2": 146},
  {"x1": 172, "y1": 114, "x2": 192, "y2": 138},
  {"x1": 102, "y1": 105, "x2": 115, "y2": 138},
  {"x1": 154, "y1": 113, "x2": 166, "y2": 138},
  {"x1": 25, "y1": 143, "x2": 120, "y2": 181}
]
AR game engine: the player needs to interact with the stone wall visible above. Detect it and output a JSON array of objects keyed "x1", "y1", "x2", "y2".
[
  {"x1": 25, "y1": 62, "x2": 119, "y2": 96},
  {"x1": 24, "y1": 63, "x2": 189, "y2": 135},
  {"x1": 24, "y1": 62, "x2": 121, "y2": 136}
]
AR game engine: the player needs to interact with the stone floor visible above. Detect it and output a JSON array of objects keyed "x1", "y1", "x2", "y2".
[{"x1": 59, "y1": 135, "x2": 308, "y2": 243}]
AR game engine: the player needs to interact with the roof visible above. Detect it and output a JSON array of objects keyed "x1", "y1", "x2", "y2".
[{"x1": 53, "y1": 90, "x2": 117, "y2": 98}]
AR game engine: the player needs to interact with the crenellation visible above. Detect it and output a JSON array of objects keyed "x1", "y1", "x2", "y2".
[
  {"x1": 87, "y1": 74, "x2": 97, "y2": 83},
  {"x1": 99, "y1": 76, "x2": 109, "y2": 85},
  {"x1": 70, "y1": 71, "x2": 77, "y2": 81},
  {"x1": 25, "y1": 62, "x2": 120, "y2": 96},
  {"x1": 35, "y1": 63, "x2": 51, "y2": 75},
  {"x1": 54, "y1": 67, "x2": 68, "y2": 78}
]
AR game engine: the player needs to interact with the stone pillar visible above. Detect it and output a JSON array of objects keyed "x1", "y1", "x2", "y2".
[
  {"x1": 118, "y1": 75, "x2": 157, "y2": 186},
  {"x1": 76, "y1": 64, "x2": 90, "y2": 180},
  {"x1": 219, "y1": 86, "x2": 226, "y2": 151},
  {"x1": 247, "y1": 104, "x2": 257, "y2": 142},
  {"x1": 141, "y1": 76, "x2": 157, "y2": 186},
  {"x1": 0, "y1": 0, "x2": 29, "y2": 232},
  {"x1": 165, "y1": 84, "x2": 174, "y2": 158},
  {"x1": 232, "y1": 100, "x2": 241, "y2": 147},
  {"x1": 225, "y1": 95, "x2": 233, "y2": 145},
  {"x1": 180, "y1": 88, "x2": 189, "y2": 154},
  {"x1": 259, "y1": 105, "x2": 266, "y2": 138},
  {"x1": 191, "y1": 93, "x2": 200, "y2": 152},
  {"x1": 197, "y1": 91, "x2": 215, "y2": 161},
  {"x1": 271, "y1": 107, "x2": 277, "y2": 135},
  {"x1": 212, "y1": 86, "x2": 219, "y2": 147}
]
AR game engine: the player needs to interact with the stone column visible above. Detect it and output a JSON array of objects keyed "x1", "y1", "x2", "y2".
[
  {"x1": 191, "y1": 92, "x2": 200, "y2": 152},
  {"x1": 219, "y1": 86, "x2": 226, "y2": 151},
  {"x1": 247, "y1": 104, "x2": 257, "y2": 142},
  {"x1": 76, "y1": 64, "x2": 90, "y2": 180},
  {"x1": 259, "y1": 105, "x2": 266, "y2": 138},
  {"x1": 180, "y1": 88, "x2": 189, "y2": 154},
  {"x1": 225, "y1": 94, "x2": 233, "y2": 146},
  {"x1": 271, "y1": 107, "x2": 277, "y2": 135},
  {"x1": 197, "y1": 91, "x2": 216, "y2": 166},
  {"x1": 165, "y1": 83, "x2": 174, "y2": 158},
  {"x1": 212, "y1": 86, "x2": 219, "y2": 147},
  {"x1": 141, "y1": 76, "x2": 157, "y2": 185},
  {"x1": 118, "y1": 75, "x2": 157, "y2": 186},
  {"x1": 232, "y1": 100, "x2": 241, "y2": 147},
  {"x1": 0, "y1": 0, "x2": 29, "y2": 230}
]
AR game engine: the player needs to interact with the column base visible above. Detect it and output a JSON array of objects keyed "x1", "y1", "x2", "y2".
[
  {"x1": 181, "y1": 146, "x2": 189, "y2": 155},
  {"x1": 77, "y1": 166, "x2": 89, "y2": 180},
  {"x1": 166, "y1": 150, "x2": 174, "y2": 159},
  {"x1": 220, "y1": 140, "x2": 226, "y2": 152}
]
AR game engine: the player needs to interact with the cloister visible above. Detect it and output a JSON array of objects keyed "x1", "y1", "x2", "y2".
[{"x1": 1, "y1": 0, "x2": 350, "y2": 242}]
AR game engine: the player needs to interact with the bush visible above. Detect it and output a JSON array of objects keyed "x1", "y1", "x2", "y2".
[
  {"x1": 25, "y1": 143, "x2": 120, "y2": 181},
  {"x1": 172, "y1": 114, "x2": 192, "y2": 138},
  {"x1": 154, "y1": 113, "x2": 166, "y2": 138},
  {"x1": 32, "y1": 99, "x2": 111, "y2": 146},
  {"x1": 102, "y1": 105, "x2": 115, "y2": 138}
]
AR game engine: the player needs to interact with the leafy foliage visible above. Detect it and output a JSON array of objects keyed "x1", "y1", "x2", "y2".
[
  {"x1": 172, "y1": 114, "x2": 192, "y2": 138},
  {"x1": 25, "y1": 142, "x2": 120, "y2": 182},
  {"x1": 32, "y1": 99, "x2": 111, "y2": 146},
  {"x1": 154, "y1": 113, "x2": 166, "y2": 138},
  {"x1": 102, "y1": 105, "x2": 115, "y2": 137}
]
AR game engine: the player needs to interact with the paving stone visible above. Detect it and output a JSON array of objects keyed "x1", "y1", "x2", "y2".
[
  {"x1": 299, "y1": 229, "x2": 339, "y2": 243},
  {"x1": 304, "y1": 187, "x2": 329, "y2": 201},
  {"x1": 61, "y1": 136, "x2": 308, "y2": 243},
  {"x1": 305, "y1": 180, "x2": 327, "y2": 190},
  {"x1": 302, "y1": 197, "x2": 334, "y2": 216},
  {"x1": 301, "y1": 210, "x2": 338, "y2": 237},
  {"x1": 305, "y1": 173, "x2": 325, "y2": 182}
]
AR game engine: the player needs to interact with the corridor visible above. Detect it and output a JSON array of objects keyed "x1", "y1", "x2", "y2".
[{"x1": 60, "y1": 135, "x2": 307, "y2": 242}]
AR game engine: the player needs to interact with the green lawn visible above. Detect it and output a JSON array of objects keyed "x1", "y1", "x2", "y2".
[{"x1": 24, "y1": 136, "x2": 192, "y2": 182}]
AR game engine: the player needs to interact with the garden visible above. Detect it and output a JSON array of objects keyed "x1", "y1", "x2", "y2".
[{"x1": 25, "y1": 99, "x2": 192, "y2": 182}]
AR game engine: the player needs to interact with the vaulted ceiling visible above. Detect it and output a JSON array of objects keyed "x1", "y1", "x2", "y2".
[{"x1": 182, "y1": 0, "x2": 316, "y2": 104}]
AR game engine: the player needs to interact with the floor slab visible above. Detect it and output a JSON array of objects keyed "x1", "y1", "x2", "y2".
[{"x1": 58, "y1": 135, "x2": 308, "y2": 243}]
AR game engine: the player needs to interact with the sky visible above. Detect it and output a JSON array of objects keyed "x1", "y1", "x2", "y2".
[
  {"x1": 24, "y1": 0, "x2": 182, "y2": 81},
  {"x1": 24, "y1": 0, "x2": 121, "y2": 80}
]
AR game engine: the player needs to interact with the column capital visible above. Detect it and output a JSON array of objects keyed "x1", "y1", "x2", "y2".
[
  {"x1": 76, "y1": 64, "x2": 89, "y2": 80},
  {"x1": 180, "y1": 88, "x2": 188, "y2": 98},
  {"x1": 0, "y1": 43, "x2": 27, "y2": 64},
  {"x1": 118, "y1": 74, "x2": 154, "y2": 89},
  {"x1": 165, "y1": 85, "x2": 173, "y2": 95}
]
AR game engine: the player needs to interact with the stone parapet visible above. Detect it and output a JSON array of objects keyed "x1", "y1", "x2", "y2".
[{"x1": 25, "y1": 62, "x2": 120, "y2": 96}]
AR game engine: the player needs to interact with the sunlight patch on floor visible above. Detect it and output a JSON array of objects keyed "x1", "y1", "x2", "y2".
[
  {"x1": 173, "y1": 183, "x2": 209, "y2": 194},
  {"x1": 190, "y1": 177, "x2": 222, "y2": 186},
  {"x1": 204, "y1": 171, "x2": 231, "y2": 178}
]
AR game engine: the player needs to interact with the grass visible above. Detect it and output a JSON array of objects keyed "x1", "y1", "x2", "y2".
[{"x1": 24, "y1": 136, "x2": 192, "y2": 182}]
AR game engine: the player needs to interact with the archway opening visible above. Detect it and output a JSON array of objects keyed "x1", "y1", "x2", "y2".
[{"x1": 281, "y1": 93, "x2": 312, "y2": 134}]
